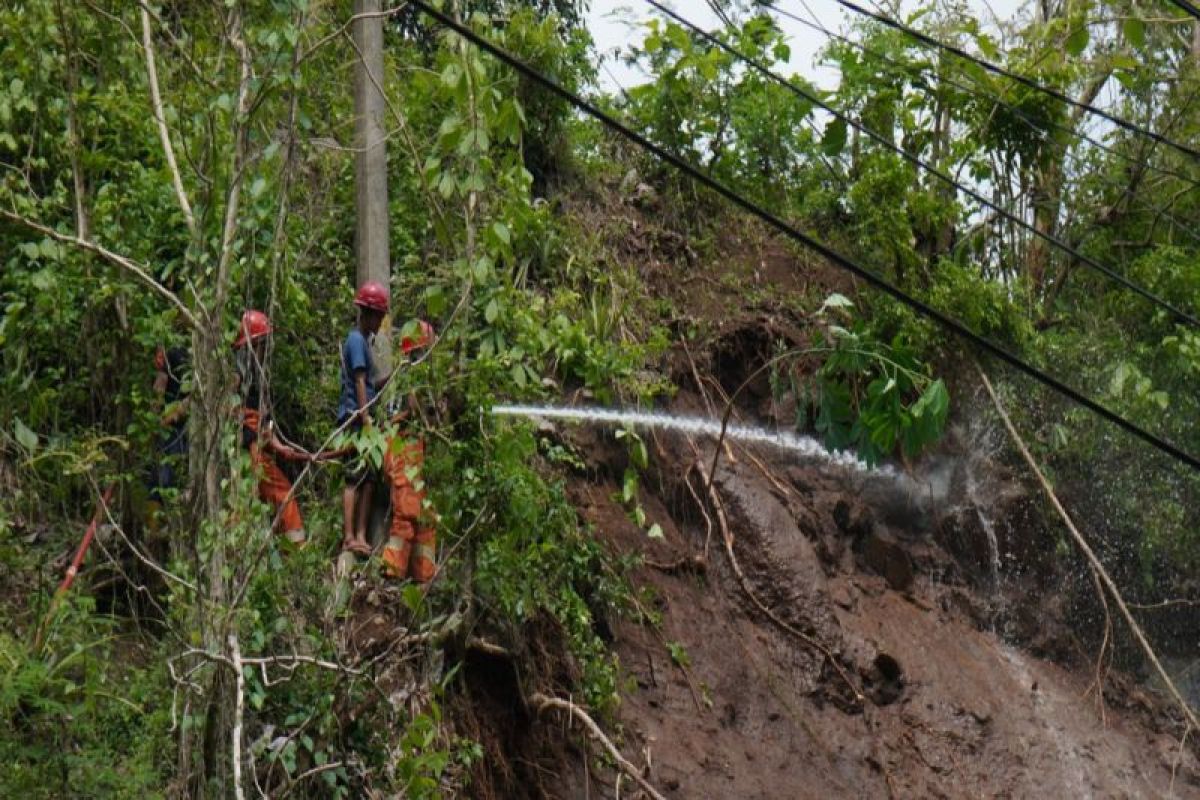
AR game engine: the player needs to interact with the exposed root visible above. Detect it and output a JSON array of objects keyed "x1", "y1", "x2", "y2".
[
  {"x1": 528, "y1": 692, "x2": 667, "y2": 800},
  {"x1": 645, "y1": 554, "x2": 707, "y2": 575},
  {"x1": 692, "y1": 457, "x2": 865, "y2": 707},
  {"x1": 681, "y1": 467, "x2": 716, "y2": 564}
]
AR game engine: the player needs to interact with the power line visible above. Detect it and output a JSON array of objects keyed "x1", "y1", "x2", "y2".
[
  {"x1": 809, "y1": 0, "x2": 1200, "y2": 164},
  {"x1": 771, "y1": 0, "x2": 1200, "y2": 196},
  {"x1": 408, "y1": 0, "x2": 1200, "y2": 473},
  {"x1": 772, "y1": 0, "x2": 1200, "y2": 248},
  {"x1": 1165, "y1": 0, "x2": 1200, "y2": 22},
  {"x1": 643, "y1": 0, "x2": 1200, "y2": 328}
]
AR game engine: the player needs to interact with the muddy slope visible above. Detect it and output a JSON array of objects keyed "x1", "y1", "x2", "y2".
[
  {"x1": 484, "y1": 200, "x2": 1199, "y2": 798},
  {"x1": 553, "y1": 388, "x2": 1200, "y2": 800}
]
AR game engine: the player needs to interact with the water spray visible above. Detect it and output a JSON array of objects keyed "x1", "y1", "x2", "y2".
[{"x1": 490, "y1": 403, "x2": 887, "y2": 475}]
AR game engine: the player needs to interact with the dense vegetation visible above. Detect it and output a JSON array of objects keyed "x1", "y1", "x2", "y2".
[{"x1": 2, "y1": 0, "x2": 1199, "y2": 795}]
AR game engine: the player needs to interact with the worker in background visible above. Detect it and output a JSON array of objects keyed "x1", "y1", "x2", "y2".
[
  {"x1": 381, "y1": 320, "x2": 438, "y2": 583},
  {"x1": 338, "y1": 282, "x2": 392, "y2": 557},
  {"x1": 233, "y1": 310, "x2": 311, "y2": 546},
  {"x1": 145, "y1": 344, "x2": 189, "y2": 536}
]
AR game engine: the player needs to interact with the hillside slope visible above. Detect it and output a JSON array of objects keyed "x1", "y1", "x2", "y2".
[{"x1": 499, "y1": 220, "x2": 1200, "y2": 799}]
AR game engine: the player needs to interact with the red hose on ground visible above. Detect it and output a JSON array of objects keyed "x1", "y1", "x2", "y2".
[
  {"x1": 33, "y1": 483, "x2": 117, "y2": 654},
  {"x1": 57, "y1": 483, "x2": 116, "y2": 595}
]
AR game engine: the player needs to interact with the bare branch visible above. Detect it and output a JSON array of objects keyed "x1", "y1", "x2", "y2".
[
  {"x1": 229, "y1": 632, "x2": 246, "y2": 800},
  {"x1": 977, "y1": 364, "x2": 1200, "y2": 733},
  {"x1": 530, "y1": 692, "x2": 668, "y2": 800},
  {"x1": 96, "y1": 486, "x2": 199, "y2": 593},
  {"x1": 142, "y1": 6, "x2": 197, "y2": 237},
  {"x1": 299, "y1": 3, "x2": 411, "y2": 64},
  {"x1": 0, "y1": 209, "x2": 199, "y2": 329},
  {"x1": 1128, "y1": 597, "x2": 1200, "y2": 610}
]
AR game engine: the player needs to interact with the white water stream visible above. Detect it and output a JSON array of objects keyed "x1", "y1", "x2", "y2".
[{"x1": 491, "y1": 403, "x2": 888, "y2": 475}]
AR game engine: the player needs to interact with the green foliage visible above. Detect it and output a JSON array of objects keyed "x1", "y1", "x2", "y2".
[
  {"x1": 794, "y1": 295, "x2": 950, "y2": 465},
  {"x1": 0, "y1": 598, "x2": 171, "y2": 798},
  {"x1": 436, "y1": 424, "x2": 631, "y2": 712},
  {"x1": 623, "y1": 14, "x2": 821, "y2": 212}
]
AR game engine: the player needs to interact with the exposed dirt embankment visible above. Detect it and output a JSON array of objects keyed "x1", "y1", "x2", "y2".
[
  {"x1": 559, "y1": 384, "x2": 1200, "y2": 798},
  {"x1": 458, "y1": 201, "x2": 1199, "y2": 797}
]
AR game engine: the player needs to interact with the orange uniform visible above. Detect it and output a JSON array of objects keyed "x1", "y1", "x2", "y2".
[
  {"x1": 242, "y1": 411, "x2": 306, "y2": 545},
  {"x1": 381, "y1": 435, "x2": 436, "y2": 582}
]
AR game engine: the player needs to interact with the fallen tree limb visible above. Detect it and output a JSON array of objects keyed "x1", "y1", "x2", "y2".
[
  {"x1": 528, "y1": 692, "x2": 667, "y2": 800},
  {"x1": 977, "y1": 363, "x2": 1199, "y2": 733}
]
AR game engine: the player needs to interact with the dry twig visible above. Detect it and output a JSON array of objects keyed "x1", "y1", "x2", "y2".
[
  {"x1": 529, "y1": 692, "x2": 667, "y2": 800},
  {"x1": 693, "y1": 457, "x2": 864, "y2": 705}
]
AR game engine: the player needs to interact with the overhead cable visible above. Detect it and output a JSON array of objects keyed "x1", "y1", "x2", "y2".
[
  {"x1": 808, "y1": 0, "x2": 1200, "y2": 164},
  {"x1": 408, "y1": 0, "x2": 1200, "y2": 473},
  {"x1": 769, "y1": 0, "x2": 1200, "y2": 194},
  {"x1": 772, "y1": 0, "x2": 1200, "y2": 248},
  {"x1": 1165, "y1": 0, "x2": 1200, "y2": 22},
  {"x1": 644, "y1": 0, "x2": 1200, "y2": 328}
]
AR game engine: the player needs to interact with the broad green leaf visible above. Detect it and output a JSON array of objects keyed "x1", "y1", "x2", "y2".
[
  {"x1": 1123, "y1": 17, "x2": 1146, "y2": 49},
  {"x1": 974, "y1": 33, "x2": 999, "y2": 60},
  {"x1": 1110, "y1": 53, "x2": 1139, "y2": 71},
  {"x1": 492, "y1": 221, "x2": 511, "y2": 245},
  {"x1": 1065, "y1": 26, "x2": 1089, "y2": 57},
  {"x1": 1109, "y1": 362, "x2": 1132, "y2": 396},
  {"x1": 472, "y1": 255, "x2": 492, "y2": 282},
  {"x1": 821, "y1": 117, "x2": 848, "y2": 157},
  {"x1": 14, "y1": 418, "x2": 37, "y2": 452}
]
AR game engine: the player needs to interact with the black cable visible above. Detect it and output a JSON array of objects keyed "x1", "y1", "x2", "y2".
[
  {"x1": 810, "y1": 0, "x2": 1200, "y2": 164},
  {"x1": 643, "y1": 0, "x2": 1200, "y2": 329},
  {"x1": 1165, "y1": 0, "x2": 1200, "y2": 22},
  {"x1": 771, "y1": 0, "x2": 1200, "y2": 196},
  {"x1": 408, "y1": 0, "x2": 1200, "y2": 473},
  {"x1": 773, "y1": 0, "x2": 1200, "y2": 248}
]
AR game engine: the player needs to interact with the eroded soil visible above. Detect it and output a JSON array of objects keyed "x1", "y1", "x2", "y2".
[{"x1": 554, "y1": 393, "x2": 1200, "y2": 799}]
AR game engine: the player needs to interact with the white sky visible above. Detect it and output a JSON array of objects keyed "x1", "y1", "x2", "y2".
[{"x1": 587, "y1": 0, "x2": 1030, "y2": 93}]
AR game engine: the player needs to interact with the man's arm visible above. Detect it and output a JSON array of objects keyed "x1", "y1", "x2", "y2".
[
  {"x1": 354, "y1": 369, "x2": 372, "y2": 426},
  {"x1": 263, "y1": 421, "x2": 311, "y2": 462}
]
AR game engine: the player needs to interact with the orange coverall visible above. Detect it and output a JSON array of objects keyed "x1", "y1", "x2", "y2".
[
  {"x1": 243, "y1": 409, "x2": 306, "y2": 545},
  {"x1": 381, "y1": 435, "x2": 436, "y2": 582}
]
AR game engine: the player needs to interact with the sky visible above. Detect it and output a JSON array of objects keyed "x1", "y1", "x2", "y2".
[{"x1": 585, "y1": 0, "x2": 1030, "y2": 93}]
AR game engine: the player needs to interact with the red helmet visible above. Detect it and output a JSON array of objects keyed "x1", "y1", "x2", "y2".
[
  {"x1": 233, "y1": 310, "x2": 272, "y2": 349},
  {"x1": 354, "y1": 281, "x2": 390, "y2": 313},
  {"x1": 401, "y1": 320, "x2": 435, "y2": 354}
]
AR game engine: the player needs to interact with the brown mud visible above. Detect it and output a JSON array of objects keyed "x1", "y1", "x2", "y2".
[
  {"x1": 459, "y1": 198, "x2": 1200, "y2": 798},
  {"x1": 556, "y1": 392, "x2": 1200, "y2": 799}
]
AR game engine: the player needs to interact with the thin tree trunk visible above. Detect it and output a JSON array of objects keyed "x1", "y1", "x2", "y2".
[
  {"x1": 183, "y1": 4, "x2": 255, "y2": 794},
  {"x1": 54, "y1": 0, "x2": 89, "y2": 241}
]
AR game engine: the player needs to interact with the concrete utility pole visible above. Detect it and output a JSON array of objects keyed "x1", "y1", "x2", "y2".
[
  {"x1": 352, "y1": 0, "x2": 394, "y2": 546},
  {"x1": 353, "y1": 0, "x2": 391, "y2": 294}
]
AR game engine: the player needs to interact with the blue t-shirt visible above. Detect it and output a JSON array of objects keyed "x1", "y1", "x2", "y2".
[{"x1": 337, "y1": 328, "x2": 377, "y2": 425}]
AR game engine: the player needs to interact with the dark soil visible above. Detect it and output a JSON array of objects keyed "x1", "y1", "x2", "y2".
[
  {"x1": 462, "y1": 199, "x2": 1200, "y2": 798},
  {"x1": 565, "y1": 409, "x2": 1200, "y2": 799}
]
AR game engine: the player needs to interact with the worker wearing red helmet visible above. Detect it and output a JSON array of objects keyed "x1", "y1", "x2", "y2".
[
  {"x1": 381, "y1": 319, "x2": 438, "y2": 583},
  {"x1": 337, "y1": 282, "x2": 392, "y2": 557},
  {"x1": 234, "y1": 310, "x2": 311, "y2": 545}
]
